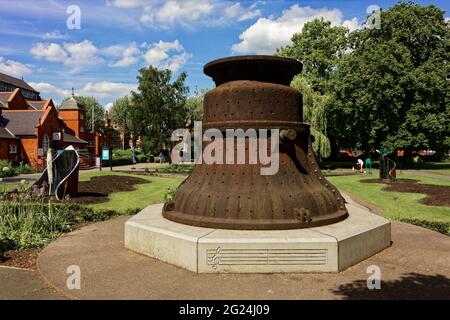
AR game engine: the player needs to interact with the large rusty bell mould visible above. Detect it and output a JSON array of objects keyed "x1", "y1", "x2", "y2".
[{"x1": 162, "y1": 55, "x2": 348, "y2": 230}]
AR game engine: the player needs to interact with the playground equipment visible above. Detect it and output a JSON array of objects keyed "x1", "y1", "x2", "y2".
[{"x1": 34, "y1": 145, "x2": 80, "y2": 200}]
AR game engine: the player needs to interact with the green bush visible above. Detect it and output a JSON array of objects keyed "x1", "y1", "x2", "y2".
[
  {"x1": 136, "y1": 154, "x2": 147, "y2": 163},
  {"x1": 0, "y1": 201, "x2": 128, "y2": 250},
  {"x1": 0, "y1": 160, "x2": 15, "y2": 178},
  {"x1": 111, "y1": 148, "x2": 148, "y2": 164},
  {"x1": 0, "y1": 202, "x2": 73, "y2": 249},
  {"x1": 399, "y1": 218, "x2": 450, "y2": 236},
  {"x1": 155, "y1": 165, "x2": 193, "y2": 174},
  {"x1": 14, "y1": 162, "x2": 35, "y2": 174}
]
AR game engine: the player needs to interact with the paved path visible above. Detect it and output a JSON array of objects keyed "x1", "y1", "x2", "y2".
[
  {"x1": 37, "y1": 209, "x2": 450, "y2": 299},
  {"x1": 0, "y1": 266, "x2": 61, "y2": 300}
]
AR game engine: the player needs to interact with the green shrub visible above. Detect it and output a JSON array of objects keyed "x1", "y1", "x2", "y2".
[
  {"x1": 399, "y1": 218, "x2": 450, "y2": 236},
  {"x1": 110, "y1": 148, "x2": 148, "y2": 165},
  {"x1": 155, "y1": 165, "x2": 193, "y2": 174},
  {"x1": 0, "y1": 160, "x2": 15, "y2": 178},
  {"x1": 0, "y1": 201, "x2": 73, "y2": 249},
  {"x1": 0, "y1": 201, "x2": 127, "y2": 250},
  {"x1": 136, "y1": 154, "x2": 147, "y2": 163},
  {"x1": 164, "y1": 187, "x2": 177, "y2": 201},
  {"x1": 14, "y1": 162, "x2": 35, "y2": 174},
  {"x1": 124, "y1": 208, "x2": 142, "y2": 215}
]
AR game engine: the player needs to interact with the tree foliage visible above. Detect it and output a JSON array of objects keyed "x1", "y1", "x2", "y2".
[
  {"x1": 184, "y1": 87, "x2": 206, "y2": 125},
  {"x1": 328, "y1": 3, "x2": 450, "y2": 152},
  {"x1": 130, "y1": 66, "x2": 189, "y2": 152},
  {"x1": 277, "y1": 18, "x2": 348, "y2": 94},
  {"x1": 109, "y1": 95, "x2": 136, "y2": 149},
  {"x1": 290, "y1": 76, "x2": 331, "y2": 159},
  {"x1": 276, "y1": 18, "x2": 347, "y2": 158}
]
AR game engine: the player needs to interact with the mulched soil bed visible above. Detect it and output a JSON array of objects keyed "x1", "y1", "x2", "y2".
[
  {"x1": 361, "y1": 178, "x2": 450, "y2": 207},
  {"x1": 116, "y1": 170, "x2": 189, "y2": 178},
  {"x1": 0, "y1": 248, "x2": 41, "y2": 270},
  {"x1": 69, "y1": 175, "x2": 149, "y2": 205}
]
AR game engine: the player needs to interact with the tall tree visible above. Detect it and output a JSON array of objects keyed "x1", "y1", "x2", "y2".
[
  {"x1": 328, "y1": 3, "x2": 450, "y2": 155},
  {"x1": 277, "y1": 18, "x2": 348, "y2": 93},
  {"x1": 130, "y1": 66, "x2": 188, "y2": 153},
  {"x1": 109, "y1": 95, "x2": 135, "y2": 150},
  {"x1": 276, "y1": 18, "x2": 348, "y2": 158},
  {"x1": 291, "y1": 76, "x2": 331, "y2": 160},
  {"x1": 184, "y1": 87, "x2": 206, "y2": 126}
]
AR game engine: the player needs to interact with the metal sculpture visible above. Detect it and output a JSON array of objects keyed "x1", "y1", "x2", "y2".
[
  {"x1": 34, "y1": 145, "x2": 80, "y2": 200},
  {"x1": 163, "y1": 55, "x2": 348, "y2": 230}
]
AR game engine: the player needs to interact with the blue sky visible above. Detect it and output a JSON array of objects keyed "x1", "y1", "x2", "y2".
[{"x1": 0, "y1": 0, "x2": 448, "y2": 108}]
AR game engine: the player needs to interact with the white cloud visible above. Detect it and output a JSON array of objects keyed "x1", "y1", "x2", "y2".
[
  {"x1": 104, "y1": 43, "x2": 141, "y2": 67},
  {"x1": 0, "y1": 57, "x2": 32, "y2": 78},
  {"x1": 225, "y1": 2, "x2": 261, "y2": 22},
  {"x1": 30, "y1": 38, "x2": 191, "y2": 71},
  {"x1": 143, "y1": 40, "x2": 191, "y2": 72},
  {"x1": 342, "y1": 17, "x2": 359, "y2": 32},
  {"x1": 109, "y1": 0, "x2": 261, "y2": 29},
  {"x1": 41, "y1": 30, "x2": 68, "y2": 40},
  {"x1": 231, "y1": 5, "x2": 359, "y2": 54},
  {"x1": 30, "y1": 43, "x2": 67, "y2": 62},
  {"x1": 64, "y1": 40, "x2": 103, "y2": 66},
  {"x1": 104, "y1": 102, "x2": 114, "y2": 111},
  {"x1": 28, "y1": 82, "x2": 71, "y2": 97},
  {"x1": 79, "y1": 81, "x2": 137, "y2": 98},
  {"x1": 30, "y1": 81, "x2": 137, "y2": 100},
  {"x1": 107, "y1": 0, "x2": 154, "y2": 8},
  {"x1": 30, "y1": 40, "x2": 103, "y2": 67},
  {"x1": 140, "y1": 0, "x2": 213, "y2": 28}
]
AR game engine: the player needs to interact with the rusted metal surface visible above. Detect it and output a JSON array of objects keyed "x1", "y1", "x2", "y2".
[{"x1": 163, "y1": 55, "x2": 348, "y2": 230}]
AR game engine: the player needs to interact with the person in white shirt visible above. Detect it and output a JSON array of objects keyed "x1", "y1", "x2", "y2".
[{"x1": 357, "y1": 158, "x2": 364, "y2": 173}]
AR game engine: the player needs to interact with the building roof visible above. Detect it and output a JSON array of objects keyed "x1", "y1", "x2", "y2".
[
  {"x1": 0, "y1": 72, "x2": 38, "y2": 93},
  {"x1": 1, "y1": 110, "x2": 44, "y2": 136},
  {"x1": 0, "y1": 126, "x2": 17, "y2": 139},
  {"x1": 63, "y1": 132, "x2": 87, "y2": 144},
  {"x1": 0, "y1": 92, "x2": 12, "y2": 108},
  {"x1": 27, "y1": 100, "x2": 48, "y2": 110},
  {"x1": 59, "y1": 96, "x2": 83, "y2": 110}
]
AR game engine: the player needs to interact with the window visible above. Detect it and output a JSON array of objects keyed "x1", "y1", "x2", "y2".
[
  {"x1": 80, "y1": 113, "x2": 84, "y2": 120},
  {"x1": 9, "y1": 144, "x2": 17, "y2": 154},
  {"x1": 43, "y1": 134, "x2": 50, "y2": 154},
  {"x1": 80, "y1": 126, "x2": 84, "y2": 133}
]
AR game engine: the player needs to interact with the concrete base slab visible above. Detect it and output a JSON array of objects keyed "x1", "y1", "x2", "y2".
[{"x1": 124, "y1": 198, "x2": 391, "y2": 273}]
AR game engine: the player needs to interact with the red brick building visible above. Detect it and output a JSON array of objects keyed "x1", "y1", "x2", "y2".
[{"x1": 0, "y1": 72, "x2": 101, "y2": 170}]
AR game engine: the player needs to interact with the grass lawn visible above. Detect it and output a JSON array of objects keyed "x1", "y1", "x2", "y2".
[
  {"x1": 412, "y1": 161, "x2": 450, "y2": 175},
  {"x1": 327, "y1": 172, "x2": 450, "y2": 228},
  {"x1": 424, "y1": 169, "x2": 450, "y2": 176},
  {"x1": 79, "y1": 170, "x2": 184, "y2": 213}
]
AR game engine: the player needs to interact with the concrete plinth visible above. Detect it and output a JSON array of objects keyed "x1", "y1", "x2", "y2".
[{"x1": 124, "y1": 198, "x2": 391, "y2": 273}]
